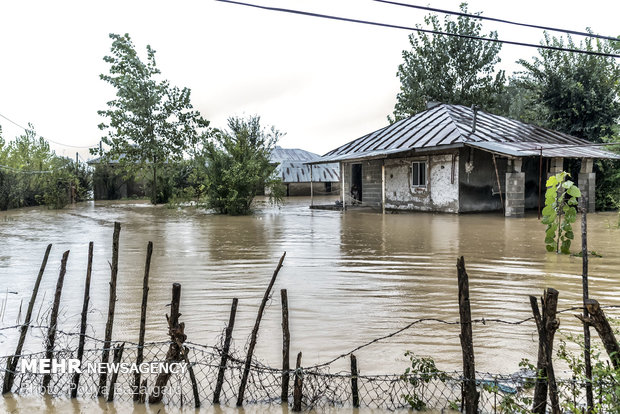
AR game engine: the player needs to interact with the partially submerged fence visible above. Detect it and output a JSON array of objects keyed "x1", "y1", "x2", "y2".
[{"x1": 1, "y1": 221, "x2": 619, "y2": 413}]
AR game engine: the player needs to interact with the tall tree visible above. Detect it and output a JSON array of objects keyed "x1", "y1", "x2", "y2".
[
  {"x1": 97, "y1": 33, "x2": 209, "y2": 204},
  {"x1": 392, "y1": 2, "x2": 505, "y2": 121},
  {"x1": 204, "y1": 115, "x2": 284, "y2": 215},
  {"x1": 514, "y1": 33, "x2": 620, "y2": 209}
]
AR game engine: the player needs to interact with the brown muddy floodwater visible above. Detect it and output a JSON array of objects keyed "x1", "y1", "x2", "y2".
[{"x1": 0, "y1": 197, "x2": 619, "y2": 412}]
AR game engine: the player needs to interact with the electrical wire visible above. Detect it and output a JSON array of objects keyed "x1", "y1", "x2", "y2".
[
  {"x1": 373, "y1": 0, "x2": 620, "y2": 43},
  {"x1": 0, "y1": 113, "x2": 98, "y2": 149},
  {"x1": 0, "y1": 164, "x2": 52, "y2": 174},
  {"x1": 214, "y1": 0, "x2": 620, "y2": 59}
]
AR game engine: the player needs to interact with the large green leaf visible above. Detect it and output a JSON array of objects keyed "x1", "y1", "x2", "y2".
[
  {"x1": 566, "y1": 185, "x2": 581, "y2": 198},
  {"x1": 546, "y1": 244, "x2": 556, "y2": 252}
]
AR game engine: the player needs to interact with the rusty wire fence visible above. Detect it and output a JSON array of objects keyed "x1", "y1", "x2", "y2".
[{"x1": 0, "y1": 326, "x2": 616, "y2": 413}]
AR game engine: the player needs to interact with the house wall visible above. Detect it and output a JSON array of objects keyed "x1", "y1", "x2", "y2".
[
  {"x1": 384, "y1": 153, "x2": 459, "y2": 213},
  {"x1": 342, "y1": 160, "x2": 382, "y2": 207},
  {"x1": 286, "y1": 182, "x2": 341, "y2": 196}
]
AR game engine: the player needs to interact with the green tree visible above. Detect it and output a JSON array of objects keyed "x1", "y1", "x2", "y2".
[
  {"x1": 204, "y1": 115, "x2": 284, "y2": 215},
  {"x1": 542, "y1": 172, "x2": 581, "y2": 254},
  {"x1": 514, "y1": 33, "x2": 620, "y2": 209},
  {"x1": 96, "y1": 33, "x2": 209, "y2": 204},
  {"x1": 391, "y1": 2, "x2": 506, "y2": 121}
]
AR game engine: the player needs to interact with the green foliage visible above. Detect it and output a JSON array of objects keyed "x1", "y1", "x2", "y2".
[
  {"x1": 96, "y1": 33, "x2": 209, "y2": 204},
  {"x1": 557, "y1": 329, "x2": 620, "y2": 413},
  {"x1": 400, "y1": 351, "x2": 449, "y2": 410},
  {"x1": 391, "y1": 2, "x2": 505, "y2": 121},
  {"x1": 0, "y1": 126, "x2": 91, "y2": 210},
  {"x1": 542, "y1": 171, "x2": 581, "y2": 254},
  {"x1": 513, "y1": 33, "x2": 620, "y2": 210},
  {"x1": 204, "y1": 115, "x2": 283, "y2": 215}
]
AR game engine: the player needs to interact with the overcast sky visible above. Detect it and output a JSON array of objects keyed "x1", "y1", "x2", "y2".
[{"x1": 1, "y1": 0, "x2": 619, "y2": 160}]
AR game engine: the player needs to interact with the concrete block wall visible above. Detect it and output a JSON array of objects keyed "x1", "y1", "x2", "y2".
[
  {"x1": 361, "y1": 160, "x2": 383, "y2": 207},
  {"x1": 578, "y1": 172, "x2": 596, "y2": 212},
  {"x1": 505, "y1": 172, "x2": 525, "y2": 217}
]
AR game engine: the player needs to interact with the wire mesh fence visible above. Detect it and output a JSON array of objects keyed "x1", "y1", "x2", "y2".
[{"x1": 0, "y1": 326, "x2": 617, "y2": 412}]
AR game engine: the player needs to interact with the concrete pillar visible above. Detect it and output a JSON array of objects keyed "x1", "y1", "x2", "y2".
[
  {"x1": 578, "y1": 158, "x2": 596, "y2": 213},
  {"x1": 547, "y1": 157, "x2": 564, "y2": 179},
  {"x1": 505, "y1": 158, "x2": 525, "y2": 217}
]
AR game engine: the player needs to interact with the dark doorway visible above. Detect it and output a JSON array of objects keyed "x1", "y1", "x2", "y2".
[
  {"x1": 351, "y1": 163, "x2": 362, "y2": 202},
  {"x1": 325, "y1": 182, "x2": 332, "y2": 193}
]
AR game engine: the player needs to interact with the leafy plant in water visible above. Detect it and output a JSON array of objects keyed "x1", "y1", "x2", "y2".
[
  {"x1": 401, "y1": 351, "x2": 449, "y2": 410},
  {"x1": 542, "y1": 171, "x2": 581, "y2": 254}
]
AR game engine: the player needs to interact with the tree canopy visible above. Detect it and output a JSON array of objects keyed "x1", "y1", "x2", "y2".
[
  {"x1": 204, "y1": 115, "x2": 284, "y2": 215},
  {"x1": 96, "y1": 33, "x2": 209, "y2": 204},
  {"x1": 391, "y1": 2, "x2": 505, "y2": 121}
]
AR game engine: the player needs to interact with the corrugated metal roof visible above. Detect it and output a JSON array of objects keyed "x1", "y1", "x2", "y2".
[
  {"x1": 316, "y1": 104, "x2": 619, "y2": 162},
  {"x1": 271, "y1": 147, "x2": 340, "y2": 183}
]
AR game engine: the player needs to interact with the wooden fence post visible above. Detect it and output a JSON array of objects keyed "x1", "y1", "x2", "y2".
[
  {"x1": 42, "y1": 250, "x2": 70, "y2": 391},
  {"x1": 530, "y1": 288, "x2": 560, "y2": 414},
  {"x1": 236, "y1": 252, "x2": 286, "y2": 406},
  {"x1": 134, "y1": 241, "x2": 152, "y2": 402},
  {"x1": 99, "y1": 221, "x2": 121, "y2": 397},
  {"x1": 2, "y1": 243, "x2": 52, "y2": 394},
  {"x1": 107, "y1": 342, "x2": 125, "y2": 402},
  {"x1": 577, "y1": 299, "x2": 620, "y2": 369},
  {"x1": 456, "y1": 256, "x2": 479, "y2": 413},
  {"x1": 281, "y1": 289, "x2": 290, "y2": 403},
  {"x1": 213, "y1": 297, "x2": 238, "y2": 404},
  {"x1": 71, "y1": 242, "x2": 93, "y2": 398},
  {"x1": 293, "y1": 351, "x2": 303, "y2": 412},
  {"x1": 580, "y1": 199, "x2": 594, "y2": 411},
  {"x1": 351, "y1": 354, "x2": 359, "y2": 408}
]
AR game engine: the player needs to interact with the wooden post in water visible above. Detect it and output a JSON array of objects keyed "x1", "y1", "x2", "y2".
[
  {"x1": 293, "y1": 351, "x2": 303, "y2": 412},
  {"x1": 530, "y1": 288, "x2": 560, "y2": 414},
  {"x1": 107, "y1": 342, "x2": 125, "y2": 402},
  {"x1": 71, "y1": 242, "x2": 94, "y2": 398},
  {"x1": 580, "y1": 199, "x2": 594, "y2": 412},
  {"x1": 99, "y1": 222, "x2": 121, "y2": 397},
  {"x1": 149, "y1": 283, "x2": 185, "y2": 404},
  {"x1": 213, "y1": 297, "x2": 239, "y2": 404},
  {"x1": 281, "y1": 289, "x2": 290, "y2": 403},
  {"x1": 3, "y1": 244, "x2": 52, "y2": 394},
  {"x1": 133, "y1": 241, "x2": 152, "y2": 402},
  {"x1": 456, "y1": 256, "x2": 479, "y2": 413},
  {"x1": 350, "y1": 354, "x2": 359, "y2": 408},
  {"x1": 578, "y1": 299, "x2": 620, "y2": 369},
  {"x1": 236, "y1": 252, "x2": 286, "y2": 407},
  {"x1": 42, "y1": 250, "x2": 70, "y2": 391}
]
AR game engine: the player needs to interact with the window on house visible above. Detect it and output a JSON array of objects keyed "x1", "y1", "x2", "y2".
[{"x1": 412, "y1": 161, "x2": 427, "y2": 187}]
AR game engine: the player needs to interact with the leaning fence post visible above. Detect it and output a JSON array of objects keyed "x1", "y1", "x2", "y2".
[
  {"x1": 236, "y1": 252, "x2": 286, "y2": 407},
  {"x1": 107, "y1": 342, "x2": 125, "y2": 402},
  {"x1": 2, "y1": 243, "x2": 52, "y2": 394},
  {"x1": 530, "y1": 288, "x2": 560, "y2": 414},
  {"x1": 71, "y1": 242, "x2": 94, "y2": 398},
  {"x1": 98, "y1": 221, "x2": 121, "y2": 397},
  {"x1": 133, "y1": 241, "x2": 152, "y2": 402},
  {"x1": 577, "y1": 299, "x2": 620, "y2": 369},
  {"x1": 580, "y1": 198, "x2": 594, "y2": 411},
  {"x1": 456, "y1": 256, "x2": 479, "y2": 413},
  {"x1": 42, "y1": 250, "x2": 70, "y2": 392},
  {"x1": 213, "y1": 297, "x2": 238, "y2": 404},
  {"x1": 281, "y1": 289, "x2": 290, "y2": 403},
  {"x1": 351, "y1": 354, "x2": 359, "y2": 408},
  {"x1": 293, "y1": 351, "x2": 303, "y2": 412}
]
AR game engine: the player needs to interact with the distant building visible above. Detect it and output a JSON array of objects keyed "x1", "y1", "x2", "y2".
[
  {"x1": 87, "y1": 155, "x2": 147, "y2": 200},
  {"x1": 312, "y1": 103, "x2": 619, "y2": 216},
  {"x1": 270, "y1": 146, "x2": 340, "y2": 196}
]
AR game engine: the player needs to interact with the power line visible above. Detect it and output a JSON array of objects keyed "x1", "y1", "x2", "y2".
[
  {"x1": 0, "y1": 164, "x2": 52, "y2": 174},
  {"x1": 0, "y1": 112, "x2": 98, "y2": 149},
  {"x1": 215, "y1": 0, "x2": 620, "y2": 59},
  {"x1": 373, "y1": 0, "x2": 620, "y2": 43}
]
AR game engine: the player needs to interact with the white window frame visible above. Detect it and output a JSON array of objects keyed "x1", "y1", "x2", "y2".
[{"x1": 411, "y1": 160, "x2": 427, "y2": 188}]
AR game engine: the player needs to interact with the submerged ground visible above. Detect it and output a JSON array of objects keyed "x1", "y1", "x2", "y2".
[{"x1": 0, "y1": 197, "x2": 618, "y2": 380}]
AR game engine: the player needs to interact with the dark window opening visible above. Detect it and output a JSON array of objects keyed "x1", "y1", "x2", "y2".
[{"x1": 412, "y1": 161, "x2": 427, "y2": 187}]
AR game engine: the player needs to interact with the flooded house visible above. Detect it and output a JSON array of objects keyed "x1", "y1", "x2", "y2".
[
  {"x1": 311, "y1": 103, "x2": 619, "y2": 216},
  {"x1": 270, "y1": 146, "x2": 340, "y2": 196}
]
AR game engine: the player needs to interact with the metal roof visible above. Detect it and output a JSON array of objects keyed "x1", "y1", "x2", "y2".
[
  {"x1": 315, "y1": 104, "x2": 619, "y2": 162},
  {"x1": 271, "y1": 147, "x2": 340, "y2": 183}
]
